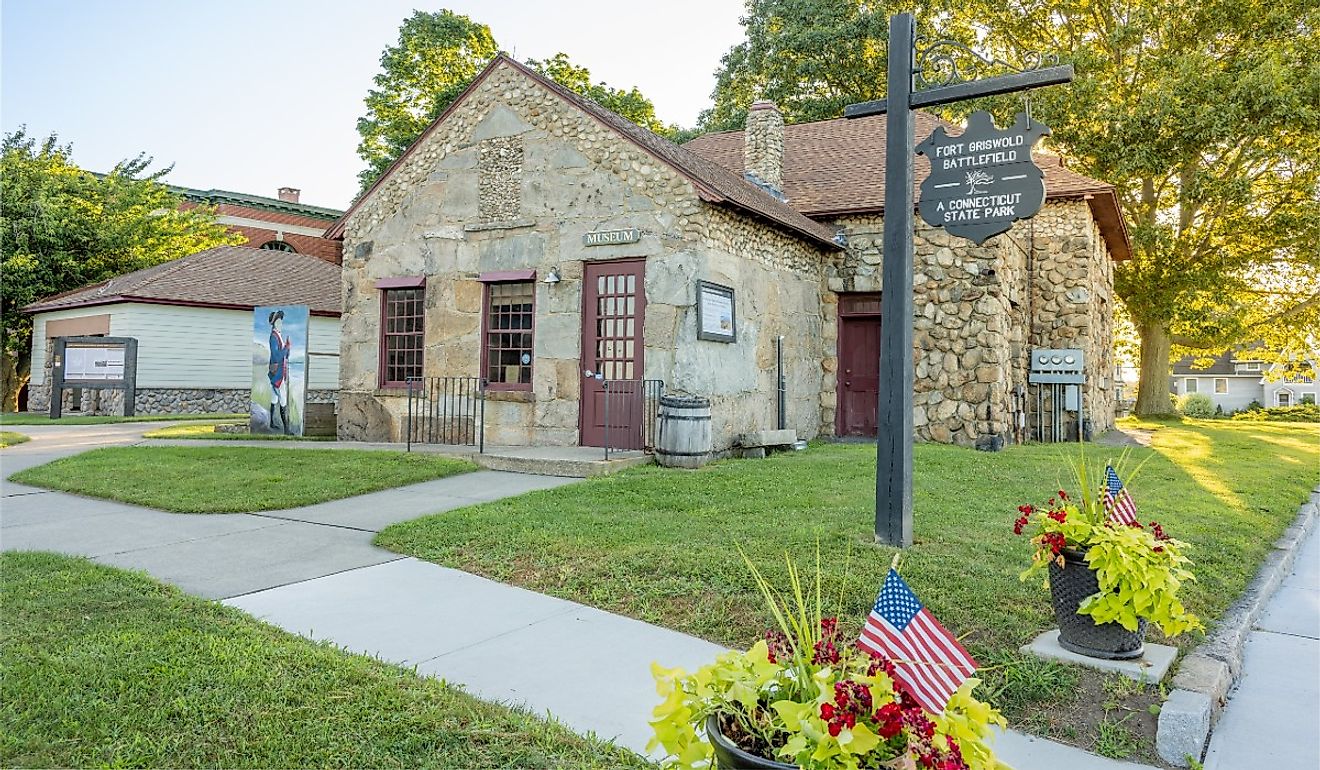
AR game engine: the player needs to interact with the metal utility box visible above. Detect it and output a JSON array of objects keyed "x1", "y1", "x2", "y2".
[{"x1": 1028, "y1": 348, "x2": 1085, "y2": 442}]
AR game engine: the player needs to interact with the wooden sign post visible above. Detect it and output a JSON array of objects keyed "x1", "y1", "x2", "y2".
[{"x1": 845, "y1": 13, "x2": 1073, "y2": 547}]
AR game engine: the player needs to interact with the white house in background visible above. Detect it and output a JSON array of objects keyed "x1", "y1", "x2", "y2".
[
  {"x1": 23, "y1": 245, "x2": 341, "y2": 415},
  {"x1": 1172, "y1": 349, "x2": 1317, "y2": 412}
]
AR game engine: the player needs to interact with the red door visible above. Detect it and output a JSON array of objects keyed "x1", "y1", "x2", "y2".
[
  {"x1": 580, "y1": 259, "x2": 646, "y2": 447},
  {"x1": 837, "y1": 294, "x2": 882, "y2": 437}
]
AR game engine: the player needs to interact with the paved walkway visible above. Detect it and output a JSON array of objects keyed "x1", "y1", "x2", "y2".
[
  {"x1": 11, "y1": 423, "x2": 1307, "y2": 768},
  {"x1": 1203, "y1": 518, "x2": 1320, "y2": 769}
]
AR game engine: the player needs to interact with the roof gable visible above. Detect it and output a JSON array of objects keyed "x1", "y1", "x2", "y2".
[
  {"x1": 684, "y1": 114, "x2": 1131, "y2": 260},
  {"x1": 327, "y1": 54, "x2": 841, "y2": 250}
]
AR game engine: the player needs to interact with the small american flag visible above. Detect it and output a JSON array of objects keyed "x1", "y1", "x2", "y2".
[
  {"x1": 858, "y1": 569, "x2": 977, "y2": 714},
  {"x1": 1102, "y1": 465, "x2": 1140, "y2": 527}
]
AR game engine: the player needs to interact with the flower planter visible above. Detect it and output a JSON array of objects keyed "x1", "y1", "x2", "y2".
[
  {"x1": 706, "y1": 715, "x2": 917, "y2": 770},
  {"x1": 1048, "y1": 548, "x2": 1147, "y2": 660},
  {"x1": 706, "y1": 715, "x2": 797, "y2": 770}
]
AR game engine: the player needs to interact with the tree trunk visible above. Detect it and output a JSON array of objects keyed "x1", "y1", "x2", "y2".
[
  {"x1": 0, "y1": 350, "x2": 26, "y2": 413},
  {"x1": 1134, "y1": 320, "x2": 1175, "y2": 416}
]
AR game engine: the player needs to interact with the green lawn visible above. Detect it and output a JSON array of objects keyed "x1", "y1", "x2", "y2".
[
  {"x1": 377, "y1": 418, "x2": 1319, "y2": 760},
  {"x1": 0, "y1": 431, "x2": 29, "y2": 448},
  {"x1": 9, "y1": 446, "x2": 476, "y2": 513},
  {"x1": 143, "y1": 422, "x2": 335, "y2": 440},
  {"x1": 0, "y1": 411, "x2": 244, "y2": 425},
  {"x1": 0, "y1": 551, "x2": 648, "y2": 769}
]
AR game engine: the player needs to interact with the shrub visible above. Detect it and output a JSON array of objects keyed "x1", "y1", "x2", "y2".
[
  {"x1": 1177, "y1": 392, "x2": 1216, "y2": 418},
  {"x1": 1231, "y1": 403, "x2": 1320, "y2": 423}
]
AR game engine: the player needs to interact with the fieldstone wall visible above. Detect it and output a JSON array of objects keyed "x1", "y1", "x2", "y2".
[
  {"x1": 24, "y1": 383, "x2": 337, "y2": 416},
  {"x1": 825, "y1": 199, "x2": 1115, "y2": 446},
  {"x1": 1021, "y1": 201, "x2": 1116, "y2": 437},
  {"x1": 337, "y1": 59, "x2": 832, "y2": 449}
]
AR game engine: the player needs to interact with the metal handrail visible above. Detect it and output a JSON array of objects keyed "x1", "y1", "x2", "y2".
[{"x1": 405, "y1": 376, "x2": 485, "y2": 452}]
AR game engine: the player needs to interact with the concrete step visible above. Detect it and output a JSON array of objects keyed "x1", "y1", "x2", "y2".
[{"x1": 471, "y1": 448, "x2": 653, "y2": 478}]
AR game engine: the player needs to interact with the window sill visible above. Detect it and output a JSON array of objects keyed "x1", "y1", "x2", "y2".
[{"x1": 485, "y1": 389, "x2": 534, "y2": 403}]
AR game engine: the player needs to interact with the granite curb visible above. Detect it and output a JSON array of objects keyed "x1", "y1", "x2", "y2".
[{"x1": 1155, "y1": 485, "x2": 1320, "y2": 766}]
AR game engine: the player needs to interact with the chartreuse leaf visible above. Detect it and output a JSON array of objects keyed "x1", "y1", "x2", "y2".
[{"x1": 838, "y1": 722, "x2": 881, "y2": 755}]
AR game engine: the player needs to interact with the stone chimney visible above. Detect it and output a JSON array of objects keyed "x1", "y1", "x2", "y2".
[
  {"x1": 277, "y1": 186, "x2": 301, "y2": 203},
  {"x1": 743, "y1": 101, "x2": 785, "y2": 193}
]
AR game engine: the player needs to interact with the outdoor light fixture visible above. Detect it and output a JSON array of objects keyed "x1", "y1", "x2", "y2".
[{"x1": 542, "y1": 267, "x2": 562, "y2": 285}]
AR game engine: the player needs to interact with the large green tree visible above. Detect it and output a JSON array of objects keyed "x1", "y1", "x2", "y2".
[
  {"x1": 355, "y1": 10, "x2": 499, "y2": 191},
  {"x1": 0, "y1": 129, "x2": 238, "y2": 411},
  {"x1": 699, "y1": 0, "x2": 975, "y2": 130},
  {"x1": 959, "y1": 0, "x2": 1320, "y2": 414},
  {"x1": 355, "y1": 11, "x2": 674, "y2": 191}
]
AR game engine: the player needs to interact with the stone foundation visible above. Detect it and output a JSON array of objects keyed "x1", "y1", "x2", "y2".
[{"x1": 25, "y1": 383, "x2": 336, "y2": 417}]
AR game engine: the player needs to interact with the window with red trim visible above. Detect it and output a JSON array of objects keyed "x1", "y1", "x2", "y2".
[
  {"x1": 483, "y1": 281, "x2": 534, "y2": 389},
  {"x1": 380, "y1": 288, "x2": 424, "y2": 387}
]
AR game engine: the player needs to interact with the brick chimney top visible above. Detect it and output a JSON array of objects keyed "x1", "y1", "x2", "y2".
[
  {"x1": 277, "y1": 187, "x2": 301, "y2": 203},
  {"x1": 744, "y1": 102, "x2": 784, "y2": 194}
]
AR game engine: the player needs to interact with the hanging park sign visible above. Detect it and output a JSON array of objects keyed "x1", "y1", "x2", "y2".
[{"x1": 915, "y1": 111, "x2": 1050, "y2": 245}]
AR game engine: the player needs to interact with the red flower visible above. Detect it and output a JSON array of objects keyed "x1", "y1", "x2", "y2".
[
  {"x1": 1058, "y1": 489, "x2": 1069, "y2": 500},
  {"x1": 1047, "y1": 508, "x2": 1067, "y2": 524},
  {"x1": 873, "y1": 702, "x2": 903, "y2": 739}
]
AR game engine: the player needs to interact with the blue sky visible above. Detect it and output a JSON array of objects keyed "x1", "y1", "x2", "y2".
[{"x1": 2, "y1": 0, "x2": 746, "y2": 209}]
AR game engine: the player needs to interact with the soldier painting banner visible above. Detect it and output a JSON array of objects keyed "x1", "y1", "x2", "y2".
[{"x1": 251, "y1": 305, "x2": 309, "y2": 436}]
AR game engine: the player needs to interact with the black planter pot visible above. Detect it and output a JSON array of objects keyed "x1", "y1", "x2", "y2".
[
  {"x1": 706, "y1": 715, "x2": 796, "y2": 770},
  {"x1": 1048, "y1": 548, "x2": 1147, "y2": 660}
]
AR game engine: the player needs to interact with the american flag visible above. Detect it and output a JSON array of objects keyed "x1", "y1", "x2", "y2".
[
  {"x1": 858, "y1": 569, "x2": 977, "y2": 715},
  {"x1": 1102, "y1": 465, "x2": 1140, "y2": 527}
]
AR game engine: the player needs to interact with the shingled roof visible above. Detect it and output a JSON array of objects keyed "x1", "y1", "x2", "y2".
[
  {"x1": 683, "y1": 114, "x2": 1131, "y2": 260},
  {"x1": 24, "y1": 246, "x2": 341, "y2": 316},
  {"x1": 326, "y1": 55, "x2": 842, "y2": 250}
]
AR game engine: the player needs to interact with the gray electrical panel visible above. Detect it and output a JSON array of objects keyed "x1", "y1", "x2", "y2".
[{"x1": 1029, "y1": 348, "x2": 1085, "y2": 442}]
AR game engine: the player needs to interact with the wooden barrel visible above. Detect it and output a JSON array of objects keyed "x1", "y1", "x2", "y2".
[{"x1": 656, "y1": 395, "x2": 712, "y2": 469}]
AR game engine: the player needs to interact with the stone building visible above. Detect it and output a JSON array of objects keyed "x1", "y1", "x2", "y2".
[{"x1": 330, "y1": 54, "x2": 1128, "y2": 450}]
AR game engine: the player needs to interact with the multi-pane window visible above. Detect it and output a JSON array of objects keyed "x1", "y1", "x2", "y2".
[
  {"x1": 1214, "y1": 378, "x2": 1228, "y2": 394},
  {"x1": 484, "y1": 282, "x2": 534, "y2": 389},
  {"x1": 1184, "y1": 378, "x2": 1198, "y2": 394},
  {"x1": 380, "y1": 288, "x2": 424, "y2": 387}
]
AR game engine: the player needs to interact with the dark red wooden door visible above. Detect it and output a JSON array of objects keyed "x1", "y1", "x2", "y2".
[
  {"x1": 580, "y1": 259, "x2": 646, "y2": 447},
  {"x1": 837, "y1": 295, "x2": 882, "y2": 437}
]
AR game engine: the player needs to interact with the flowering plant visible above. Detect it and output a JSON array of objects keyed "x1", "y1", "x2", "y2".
[
  {"x1": 1013, "y1": 453, "x2": 1203, "y2": 637},
  {"x1": 649, "y1": 553, "x2": 1008, "y2": 770}
]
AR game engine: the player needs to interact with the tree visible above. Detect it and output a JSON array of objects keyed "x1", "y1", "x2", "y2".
[
  {"x1": 700, "y1": 0, "x2": 975, "y2": 130},
  {"x1": 957, "y1": 0, "x2": 1320, "y2": 414},
  {"x1": 355, "y1": 10, "x2": 499, "y2": 191},
  {"x1": 356, "y1": 12, "x2": 675, "y2": 191},
  {"x1": 0, "y1": 129, "x2": 239, "y2": 411}
]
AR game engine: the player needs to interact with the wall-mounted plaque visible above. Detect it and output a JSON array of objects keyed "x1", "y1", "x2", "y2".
[
  {"x1": 696, "y1": 281, "x2": 736, "y2": 343},
  {"x1": 583, "y1": 228, "x2": 641, "y2": 247},
  {"x1": 915, "y1": 111, "x2": 1050, "y2": 245}
]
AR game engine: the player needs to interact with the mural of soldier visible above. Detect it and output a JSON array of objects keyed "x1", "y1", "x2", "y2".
[{"x1": 251, "y1": 305, "x2": 308, "y2": 436}]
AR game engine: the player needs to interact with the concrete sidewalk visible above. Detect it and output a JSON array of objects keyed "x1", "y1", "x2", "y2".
[
  {"x1": 227, "y1": 553, "x2": 1158, "y2": 769},
  {"x1": 1, "y1": 427, "x2": 575, "y2": 598},
  {"x1": 1202, "y1": 519, "x2": 1320, "y2": 769}
]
